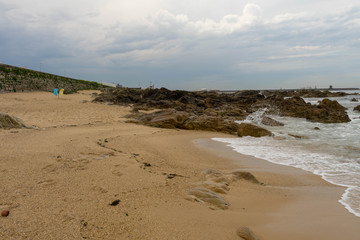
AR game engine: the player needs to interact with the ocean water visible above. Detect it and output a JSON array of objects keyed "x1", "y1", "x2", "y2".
[{"x1": 213, "y1": 90, "x2": 360, "y2": 217}]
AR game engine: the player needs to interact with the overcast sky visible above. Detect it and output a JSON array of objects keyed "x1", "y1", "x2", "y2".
[{"x1": 1, "y1": 1, "x2": 359, "y2": 90}]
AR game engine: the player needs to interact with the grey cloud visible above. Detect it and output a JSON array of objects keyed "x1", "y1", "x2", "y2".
[{"x1": 1, "y1": 2, "x2": 360, "y2": 90}]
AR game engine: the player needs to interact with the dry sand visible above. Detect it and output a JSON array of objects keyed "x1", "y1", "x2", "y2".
[{"x1": 1, "y1": 91, "x2": 359, "y2": 239}]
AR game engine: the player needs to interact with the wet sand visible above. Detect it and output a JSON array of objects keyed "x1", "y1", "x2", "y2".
[{"x1": 0, "y1": 91, "x2": 359, "y2": 239}]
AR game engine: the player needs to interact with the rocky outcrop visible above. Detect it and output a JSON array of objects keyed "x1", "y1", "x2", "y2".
[
  {"x1": 126, "y1": 109, "x2": 239, "y2": 134},
  {"x1": 273, "y1": 97, "x2": 350, "y2": 123},
  {"x1": 96, "y1": 88, "x2": 351, "y2": 133},
  {"x1": 354, "y1": 105, "x2": 360, "y2": 112},
  {"x1": 237, "y1": 123, "x2": 273, "y2": 137},
  {"x1": 236, "y1": 226, "x2": 259, "y2": 240},
  {"x1": 0, "y1": 113, "x2": 31, "y2": 129}
]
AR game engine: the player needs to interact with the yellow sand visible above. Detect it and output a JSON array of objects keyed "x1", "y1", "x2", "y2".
[{"x1": 1, "y1": 91, "x2": 359, "y2": 239}]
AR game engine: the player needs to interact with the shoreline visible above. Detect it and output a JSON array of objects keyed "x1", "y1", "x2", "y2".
[
  {"x1": 193, "y1": 138, "x2": 360, "y2": 238},
  {"x1": 202, "y1": 137, "x2": 360, "y2": 218},
  {"x1": 1, "y1": 91, "x2": 359, "y2": 239}
]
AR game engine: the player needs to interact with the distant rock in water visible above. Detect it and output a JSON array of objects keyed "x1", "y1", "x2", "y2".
[
  {"x1": 272, "y1": 97, "x2": 350, "y2": 123},
  {"x1": 237, "y1": 123, "x2": 272, "y2": 137},
  {"x1": 354, "y1": 105, "x2": 360, "y2": 112},
  {"x1": 351, "y1": 98, "x2": 358, "y2": 102},
  {"x1": 261, "y1": 116, "x2": 284, "y2": 126},
  {"x1": 0, "y1": 113, "x2": 31, "y2": 129}
]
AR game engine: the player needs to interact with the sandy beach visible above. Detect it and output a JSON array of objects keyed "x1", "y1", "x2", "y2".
[{"x1": 1, "y1": 91, "x2": 359, "y2": 239}]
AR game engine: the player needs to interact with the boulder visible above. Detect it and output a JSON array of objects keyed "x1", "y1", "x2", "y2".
[
  {"x1": 128, "y1": 110, "x2": 239, "y2": 134},
  {"x1": 354, "y1": 105, "x2": 360, "y2": 112},
  {"x1": 0, "y1": 113, "x2": 30, "y2": 129},
  {"x1": 183, "y1": 116, "x2": 239, "y2": 134},
  {"x1": 126, "y1": 110, "x2": 189, "y2": 129},
  {"x1": 288, "y1": 134, "x2": 309, "y2": 139},
  {"x1": 261, "y1": 116, "x2": 284, "y2": 126},
  {"x1": 237, "y1": 123, "x2": 272, "y2": 137},
  {"x1": 188, "y1": 187, "x2": 230, "y2": 210},
  {"x1": 236, "y1": 226, "x2": 259, "y2": 240},
  {"x1": 351, "y1": 98, "x2": 358, "y2": 102}
]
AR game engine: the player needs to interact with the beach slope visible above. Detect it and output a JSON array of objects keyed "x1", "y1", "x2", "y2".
[{"x1": 0, "y1": 91, "x2": 359, "y2": 239}]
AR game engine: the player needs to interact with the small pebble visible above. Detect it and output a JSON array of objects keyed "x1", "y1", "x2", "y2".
[
  {"x1": 1, "y1": 210, "x2": 10, "y2": 217},
  {"x1": 110, "y1": 199, "x2": 120, "y2": 206}
]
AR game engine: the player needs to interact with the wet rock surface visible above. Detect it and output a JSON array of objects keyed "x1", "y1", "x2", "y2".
[{"x1": 237, "y1": 123, "x2": 273, "y2": 137}]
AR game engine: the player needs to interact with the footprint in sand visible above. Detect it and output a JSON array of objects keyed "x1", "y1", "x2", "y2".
[
  {"x1": 91, "y1": 186, "x2": 108, "y2": 194},
  {"x1": 42, "y1": 164, "x2": 59, "y2": 174},
  {"x1": 112, "y1": 170, "x2": 124, "y2": 177},
  {"x1": 37, "y1": 179, "x2": 56, "y2": 187}
]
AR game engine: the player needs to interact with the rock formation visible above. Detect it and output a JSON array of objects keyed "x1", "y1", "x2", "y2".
[
  {"x1": 0, "y1": 113, "x2": 31, "y2": 129},
  {"x1": 272, "y1": 97, "x2": 350, "y2": 123},
  {"x1": 236, "y1": 226, "x2": 259, "y2": 240},
  {"x1": 237, "y1": 123, "x2": 273, "y2": 137},
  {"x1": 261, "y1": 116, "x2": 284, "y2": 126},
  {"x1": 94, "y1": 88, "x2": 351, "y2": 135}
]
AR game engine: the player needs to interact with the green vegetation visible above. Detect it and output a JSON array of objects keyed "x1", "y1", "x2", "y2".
[{"x1": 0, "y1": 63, "x2": 112, "y2": 93}]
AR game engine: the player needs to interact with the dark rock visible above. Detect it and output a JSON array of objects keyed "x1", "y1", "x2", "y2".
[
  {"x1": 95, "y1": 88, "x2": 351, "y2": 134},
  {"x1": 351, "y1": 98, "x2": 358, "y2": 102},
  {"x1": 288, "y1": 133, "x2": 309, "y2": 139},
  {"x1": 273, "y1": 97, "x2": 350, "y2": 123},
  {"x1": 354, "y1": 105, "x2": 360, "y2": 112},
  {"x1": 1, "y1": 209, "x2": 9, "y2": 217},
  {"x1": 237, "y1": 123, "x2": 272, "y2": 137},
  {"x1": 128, "y1": 110, "x2": 239, "y2": 134},
  {"x1": 167, "y1": 173, "x2": 180, "y2": 179},
  {"x1": 110, "y1": 200, "x2": 120, "y2": 206},
  {"x1": 130, "y1": 110, "x2": 190, "y2": 129},
  {"x1": 314, "y1": 127, "x2": 320, "y2": 130},
  {"x1": 183, "y1": 115, "x2": 239, "y2": 134}
]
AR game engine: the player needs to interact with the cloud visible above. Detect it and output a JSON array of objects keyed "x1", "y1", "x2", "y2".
[{"x1": 0, "y1": 1, "x2": 360, "y2": 89}]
